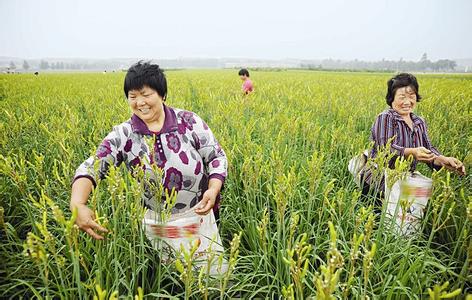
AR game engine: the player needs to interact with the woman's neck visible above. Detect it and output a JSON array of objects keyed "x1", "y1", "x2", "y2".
[{"x1": 145, "y1": 106, "x2": 166, "y2": 132}]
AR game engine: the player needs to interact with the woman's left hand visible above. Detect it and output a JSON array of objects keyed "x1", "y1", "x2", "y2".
[
  {"x1": 195, "y1": 187, "x2": 218, "y2": 215},
  {"x1": 434, "y1": 155, "x2": 466, "y2": 176}
]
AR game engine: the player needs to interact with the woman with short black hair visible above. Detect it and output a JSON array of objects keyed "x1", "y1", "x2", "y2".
[{"x1": 71, "y1": 61, "x2": 228, "y2": 239}]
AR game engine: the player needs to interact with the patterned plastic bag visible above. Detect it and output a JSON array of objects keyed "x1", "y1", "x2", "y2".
[
  {"x1": 384, "y1": 171, "x2": 432, "y2": 235},
  {"x1": 143, "y1": 206, "x2": 228, "y2": 276}
]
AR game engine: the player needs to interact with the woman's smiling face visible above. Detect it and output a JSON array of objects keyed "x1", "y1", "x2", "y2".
[
  {"x1": 127, "y1": 85, "x2": 164, "y2": 124},
  {"x1": 392, "y1": 85, "x2": 417, "y2": 116}
]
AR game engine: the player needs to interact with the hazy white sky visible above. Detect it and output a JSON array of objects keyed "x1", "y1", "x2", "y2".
[{"x1": 1, "y1": 0, "x2": 471, "y2": 61}]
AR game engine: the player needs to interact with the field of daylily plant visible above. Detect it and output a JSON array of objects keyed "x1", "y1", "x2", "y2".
[{"x1": 0, "y1": 70, "x2": 471, "y2": 299}]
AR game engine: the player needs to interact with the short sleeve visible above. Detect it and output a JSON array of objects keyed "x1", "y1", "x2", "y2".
[
  {"x1": 73, "y1": 126, "x2": 125, "y2": 187},
  {"x1": 190, "y1": 114, "x2": 228, "y2": 183}
]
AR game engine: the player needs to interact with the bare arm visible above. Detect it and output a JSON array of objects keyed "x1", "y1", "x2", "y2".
[
  {"x1": 70, "y1": 177, "x2": 108, "y2": 240},
  {"x1": 70, "y1": 177, "x2": 94, "y2": 210},
  {"x1": 195, "y1": 178, "x2": 223, "y2": 215},
  {"x1": 191, "y1": 112, "x2": 228, "y2": 215},
  {"x1": 71, "y1": 126, "x2": 126, "y2": 239}
]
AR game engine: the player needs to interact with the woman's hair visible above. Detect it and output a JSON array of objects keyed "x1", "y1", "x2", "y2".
[
  {"x1": 385, "y1": 73, "x2": 421, "y2": 106},
  {"x1": 124, "y1": 61, "x2": 167, "y2": 100},
  {"x1": 238, "y1": 68, "x2": 250, "y2": 77}
]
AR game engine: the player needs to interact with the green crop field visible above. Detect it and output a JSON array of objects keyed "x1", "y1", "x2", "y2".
[{"x1": 1, "y1": 70, "x2": 471, "y2": 299}]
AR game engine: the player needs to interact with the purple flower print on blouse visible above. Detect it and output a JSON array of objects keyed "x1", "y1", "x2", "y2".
[
  {"x1": 166, "y1": 133, "x2": 181, "y2": 153},
  {"x1": 179, "y1": 151, "x2": 189, "y2": 165},
  {"x1": 164, "y1": 167, "x2": 183, "y2": 192},
  {"x1": 152, "y1": 143, "x2": 166, "y2": 168},
  {"x1": 198, "y1": 174, "x2": 209, "y2": 192},
  {"x1": 97, "y1": 140, "x2": 112, "y2": 158},
  {"x1": 116, "y1": 151, "x2": 124, "y2": 163},
  {"x1": 194, "y1": 161, "x2": 202, "y2": 175},
  {"x1": 155, "y1": 155, "x2": 166, "y2": 169},
  {"x1": 179, "y1": 111, "x2": 197, "y2": 130},
  {"x1": 211, "y1": 160, "x2": 220, "y2": 168},
  {"x1": 124, "y1": 139, "x2": 133, "y2": 152},
  {"x1": 130, "y1": 156, "x2": 141, "y2": 167},
  {"x1": 177, "y1": 123, "x2": 187, "y2": 134},
  {"x1": 191, "y1": 132, "x2": 201, "y2": 149}
]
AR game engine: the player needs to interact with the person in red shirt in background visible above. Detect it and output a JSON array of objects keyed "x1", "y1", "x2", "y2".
[{"x1": 239, "y1": 68, "x2": 254, "y2": 94}]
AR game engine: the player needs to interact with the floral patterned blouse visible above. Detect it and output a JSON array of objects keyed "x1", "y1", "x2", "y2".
[{"x1": 74, "y1": 104, "x2": 228, "y2": 215}]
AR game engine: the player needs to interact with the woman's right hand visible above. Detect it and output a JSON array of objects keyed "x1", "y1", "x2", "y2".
[
  {"x1": 71, "y1": 177, "x2": 107, "y2": 240},
  {"x1": 433, "y1": 155, "x2": 466, "y2": 176},
  {"x1": 74, "y1": 204, "x2": 108, "y2": 240},
  {"x1": 413, "y1": 147, "x2": 437, "y2": 162}
]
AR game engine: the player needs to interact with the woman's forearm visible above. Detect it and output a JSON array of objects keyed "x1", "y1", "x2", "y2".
[
  {"x1": 208, "y1": 178, "x2": 223, "y2": 194},
  {"x1": 70, "y1": 177, "x2": 94, "y2": 211}
]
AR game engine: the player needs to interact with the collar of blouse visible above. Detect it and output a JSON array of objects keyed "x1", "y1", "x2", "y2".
[
  {"x1": 130, "y1": 104, "x2": 178, "y2": 135},
  {"x1": 388, "y1": 108, "x2": 422, "y2": 126}
]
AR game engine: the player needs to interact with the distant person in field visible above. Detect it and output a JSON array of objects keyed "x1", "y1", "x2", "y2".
[
  {"x1": 70, "y1": 61, "x2": 228, "y2": 240},
  {"x1": 239, "y1": 68, "x2": 254, "y2": 95},
  {"x1": 360, "y1": 73, "x2": 466, "y2": 200}
]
